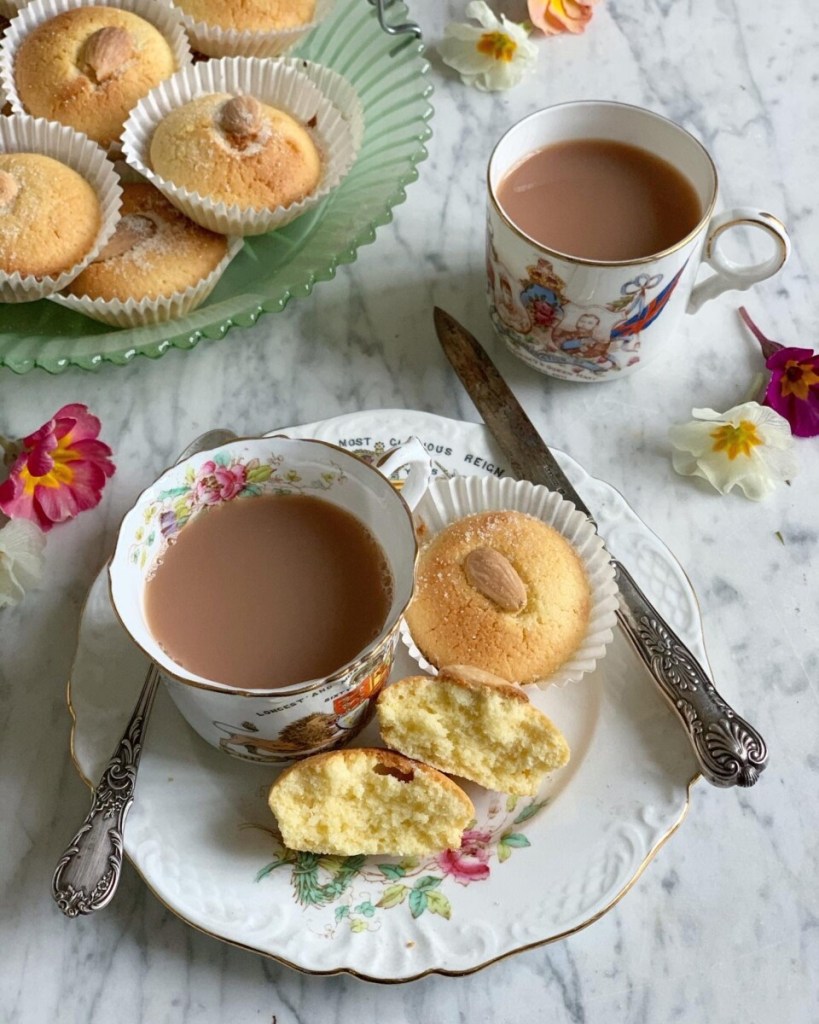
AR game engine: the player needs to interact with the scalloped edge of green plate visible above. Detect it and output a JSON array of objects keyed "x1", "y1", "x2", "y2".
[{"x1": 0, "y1": 0, "x2": 433, "y2": 374}]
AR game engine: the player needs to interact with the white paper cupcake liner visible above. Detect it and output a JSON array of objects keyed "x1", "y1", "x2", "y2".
[
  {"x1": 0, "y1": 115, "x2": 122, "y2": 302},
  {"x1": 174, "y1": 0, "x2": 335, "y2": 59},
  {"x1": 400, "y1": 476, "x2": 620, "y2": 690},
  {"x1": 121, "y1": 55, "x2": 362, "y2": 236},
  {"x1": 47, "y1": 233, "x2": 243, "y2": 326},
  {"x1": 0, "y1": 0, "x2": 192, "y2": 150}
]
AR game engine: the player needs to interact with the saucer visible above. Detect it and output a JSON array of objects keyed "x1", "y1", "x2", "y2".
[{"x1": 68, "y1": 410, "x2": 701, "y2": 982}]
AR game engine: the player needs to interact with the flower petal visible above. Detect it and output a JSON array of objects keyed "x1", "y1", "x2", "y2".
[
  {"x1": 669, "y1": 401, "x2": 796, "y2": 500},
  {"x1": 0, "y1": 519, "x2": 46, "y2": 606}
]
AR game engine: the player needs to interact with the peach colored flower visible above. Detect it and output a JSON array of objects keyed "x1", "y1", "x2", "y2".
[
  {"x1": 0, "y1": 404, "x2": 115, "y2": 531},
  {"x1": 528, "y1": 0, "x2": 600, "y2": 36}
]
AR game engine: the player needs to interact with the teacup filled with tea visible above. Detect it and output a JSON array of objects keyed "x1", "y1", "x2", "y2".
[
  {"x1": 487, "y1": 100, "x2": 790, "y2": 381},
  {"x1": 109, "y1": 434, "x2": 431, "y2": 764}
]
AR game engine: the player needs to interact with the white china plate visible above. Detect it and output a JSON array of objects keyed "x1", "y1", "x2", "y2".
[{"x1": 68, "y1": 410, "x2": 701, "y2": 982}]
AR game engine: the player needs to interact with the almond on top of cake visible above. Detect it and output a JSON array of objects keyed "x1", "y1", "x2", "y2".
[
  {"x1": 149, "y1": 93, "x2": 321, "y2": 210},
  {"x1": 63, "y1": 182, "x2": 228, "y2": 302},
  {"x1": 14, "y1": 6, "x2": 178, "y2": 147}
]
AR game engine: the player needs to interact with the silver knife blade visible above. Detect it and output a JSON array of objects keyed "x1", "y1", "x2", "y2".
[
  {"x1": 434, "y1": 307, "x2": 593, "y2": 518},
  {"x1": 433, "y1": 306, "x2": 768, "y2": 789}
]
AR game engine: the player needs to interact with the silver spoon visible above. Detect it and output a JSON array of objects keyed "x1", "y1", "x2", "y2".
[{"x1": 52, "y1": 428, "x2": 237, "y2": 917}]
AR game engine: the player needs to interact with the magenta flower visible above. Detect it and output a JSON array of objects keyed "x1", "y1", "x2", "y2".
[
  {"x1": 0, "y1": 404, "x2": 115, "y2": 531},
  {"x1": 193, "y1": 460, "x2": 247, "y2": 504},
  {"x1": 739, "y1": 307, "x2": 819, "y2": 437},
  {"x1": 436, "y1": 828, "x2": 492, "y2": 885}
]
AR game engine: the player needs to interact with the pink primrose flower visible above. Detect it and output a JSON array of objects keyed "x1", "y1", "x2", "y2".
[
  {"x1": 0, "y1": 404, "x2": 115, "y2": 531},
  {"x1": 739, "y1": 307, "x2": 819, "y2": 437}
]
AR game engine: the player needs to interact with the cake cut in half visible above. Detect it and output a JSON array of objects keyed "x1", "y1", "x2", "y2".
[
  {"x1": 377, "y1": 666, "x2": 571, "y2": 797},
  {"x1": 268, "y1": 747, "x2": 474, "y2": 856}
]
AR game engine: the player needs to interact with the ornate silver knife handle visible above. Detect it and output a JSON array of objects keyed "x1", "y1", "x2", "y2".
[
  {"x1": 52, "y1": 666, "x2": 159, "y2": 916},
  {"x1": 614, "y1": 561, "x2": 768, "y2": 787},
  {"x1": 53, "y1": 428, "x2": 237, "y2": 917}
]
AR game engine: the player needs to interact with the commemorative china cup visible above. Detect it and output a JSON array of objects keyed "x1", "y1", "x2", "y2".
[
  {"x1": 486, "y1": 100, "x2": 791, "y2": 382},
  {"x1": 109, "y1": 434, "x2": 431, "y2": 765}
]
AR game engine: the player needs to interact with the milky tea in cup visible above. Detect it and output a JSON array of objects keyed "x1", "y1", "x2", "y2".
[
  {"x1": 109, "y1": 435, "x2": 431, "y2": 764},
  {"x1": 487, "y1": 101, "x2": 790, "y2": 382}
]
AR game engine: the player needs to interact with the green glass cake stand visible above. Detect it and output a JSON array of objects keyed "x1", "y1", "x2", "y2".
[{"x1": 0, "y1": 0, "x2": 432, "y2": 373}]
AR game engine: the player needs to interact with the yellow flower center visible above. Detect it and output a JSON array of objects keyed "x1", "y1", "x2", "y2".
[
  {"x1": 709, "y1": 420, "x2": 763, "y2": 460},
  {"x1": 477, "y1": 31, "x2": 517, "y2": 62},
  {"x1": 780, "y1": 359, "x2": 819, "y2": 402},
  {"x1": 20, "y1": 432, "x2": 80, "y2": 495}
]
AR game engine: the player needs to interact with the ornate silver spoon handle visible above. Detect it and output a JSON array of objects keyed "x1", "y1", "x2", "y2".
[
  {"x1": 53, "y1": 428, "x2": 237, "y2": 917},
  {"x1": 614, "y1": 561, "x2": 769, "y2": 787},
  {"x1": 52, "y1": 665, "x2": 159, "y2": 916}
]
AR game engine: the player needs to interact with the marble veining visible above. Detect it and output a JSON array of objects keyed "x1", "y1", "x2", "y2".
[{"x1": 1, "y1": 0, "x2": 818, "y2": 1020}]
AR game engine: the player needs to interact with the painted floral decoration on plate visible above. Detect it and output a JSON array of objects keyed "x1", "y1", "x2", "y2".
[{"x1": 249, "y1": 795, "x2": 548, "y2": 935}]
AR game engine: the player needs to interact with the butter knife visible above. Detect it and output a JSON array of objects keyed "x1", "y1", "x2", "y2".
[
  {"x1": 434, "y1": 307, "x2": 768, "y2": 788},
  {"x1": 52, "y1": 428, "x2": 238, "y2": 917}
]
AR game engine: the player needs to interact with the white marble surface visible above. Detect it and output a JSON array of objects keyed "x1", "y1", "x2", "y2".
[{"x1": 1, "y1": 0, "x2": 818, "y2": 1020}]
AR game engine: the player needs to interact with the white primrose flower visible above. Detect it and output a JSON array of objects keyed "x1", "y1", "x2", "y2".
[
  {"x1": 438, "y1": 1, "x2": 538, "y2": 92},
  {"x1": 668, "y1": 401, "x2": 798, "y2": 501},
  {"x1": 0, "y1": 518, "x2": 46, "y2": 608}
]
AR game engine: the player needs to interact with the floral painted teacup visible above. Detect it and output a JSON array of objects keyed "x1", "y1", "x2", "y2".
[
  {"x1": 487, "y1": 101, "x2": 790, "y2": 382},
  {"x1": 109, "y1": 434, "x2": 431, "y2": 764}
]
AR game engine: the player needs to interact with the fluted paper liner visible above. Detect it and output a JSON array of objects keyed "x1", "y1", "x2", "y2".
[
  {"x1": 48, "y1": 233, "x2": 244, "y2": 327},
  {"x1": 400, "y1": 476, "x2": 620, "y2": 689},
  {"x1": 0, "y1": 115, "x2": 122, "y2": 303},
  {"x1": 0, "y1": 0, "x2": 193, "y2": 151},
  {"x1": 174, "y1": 0, "x2": 335, "y2": 59},
  {"x1": 120, "y1": 56, "x2": 362, "y2": 236}
]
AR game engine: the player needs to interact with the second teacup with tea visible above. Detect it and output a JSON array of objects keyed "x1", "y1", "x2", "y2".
[
  {"x1": 109, "y1": 434, "x2": 431, "y2": 764},
  {"x1": 487, "y1": 100, "x2": 790, "y2": 381}
]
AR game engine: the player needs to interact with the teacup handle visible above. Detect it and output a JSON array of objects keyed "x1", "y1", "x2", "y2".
[
  {"x1": 687, "y1": 208, "x2": 790, "y2": 313},
  {"x1": 375, "y1": 437, "x2": 432, "y2": 511}
]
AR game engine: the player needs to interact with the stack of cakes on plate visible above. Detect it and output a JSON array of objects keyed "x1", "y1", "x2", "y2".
[{"x1": 0, "y1": 0, "x2": 358, "y2": 322}]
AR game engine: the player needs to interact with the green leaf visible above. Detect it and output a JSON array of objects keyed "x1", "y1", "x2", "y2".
[
  {"x1": 425, "y1": 890, "x2": 451, "y2": 920},
  {"x1": 377, "y1": 864, "x2": 406, "y2": 880},
  {"x1": 213, "y1": 452, "x2": 231, "y2": 467},
  {"x1": 499, "y1": 832, "x2": 530, "y2": 848},
  {"x1": 247, "y1": 465, "x2": 273, "y2": 484},
  {"x1": 334, "y1": 905, "x2": 350, "y2": 921},
  {"x1": 376, "y1": 884, "x2": 408, "y2": 909},
  {"x1": 506, "y1": 795, "x2": 519, "y2": 813},
  {"x1": 513, "y1": 799, "x2": 548, "y2": 824},
  {"x1": 350, "y1": 918, "x2": 368, "y2": 932},
  {"x1": 408, "y1": 889, "x2": 428, "y2": 918},
  {"x1": 255, "y1": 858, "x2": 287, "y2": 881},
  {"x1": 399, "y1": 856, "x2": 420, "y2": 870},
  {"x1": 157, "y1": 486, "x2": 190, "y2": 500},
  {"x1": 318, "y1": 856, "x2": 346, "y2": 873},
  {"x1": 497, "y1": 842, "x2": 512, "y2": 863},
  {"x1": 413, "y1": 875, "x2": 442, "y2": 892}
]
